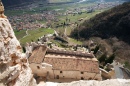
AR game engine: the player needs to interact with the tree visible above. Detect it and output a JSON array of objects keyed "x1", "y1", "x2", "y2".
[
  {"x1": 98, "y1": 53, "x2": 107, "y2": 63},
  {"x1": 105, "y1": 54, "x2": 115, "y2": 64},
  {"x1": 63, "y1": 21, "x2": 66, "y2": 26},
  {"x1": 93, "y1": 45, "x2": 100, "y2": 54}
]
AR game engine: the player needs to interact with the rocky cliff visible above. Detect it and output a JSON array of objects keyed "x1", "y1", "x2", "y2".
[
  {"x1": 41, "y1": 79, "x2": 130, "y2": 86},
  {"x1": 0, "y1": 18, "x2": 37, "y2": 86}
]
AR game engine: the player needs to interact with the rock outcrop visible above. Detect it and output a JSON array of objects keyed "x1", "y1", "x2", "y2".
[
  {"x1": 41, "y1": 79, "x2": 130, "y2": 86},
  {"x1": 0, "y1": 18, "x2": 37, "y2": 86}
]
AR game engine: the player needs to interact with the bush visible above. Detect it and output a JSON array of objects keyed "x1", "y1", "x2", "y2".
[
  {"x1": 93, "y1": 45, "x2": 100, "y2": 54},
  {"x1": 98, "y1": 53, "x2": 107, "y2": 63}
]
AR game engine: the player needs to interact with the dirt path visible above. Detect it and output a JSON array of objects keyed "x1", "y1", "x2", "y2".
[{"x1": 19, "y1": 29, "x2": 30, "y2": 41}]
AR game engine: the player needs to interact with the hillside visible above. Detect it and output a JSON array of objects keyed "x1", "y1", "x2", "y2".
[
  {"x1": 2, "y1": 0, "x2": 39, "y2": 8},
  {"x1": 71, "y1": 2, "x2": 130, "y2": 68},
  {"x1": 71, "y1": 2, "x2": 130, "y2": 44}
]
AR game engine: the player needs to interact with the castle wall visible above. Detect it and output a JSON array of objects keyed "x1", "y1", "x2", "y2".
[
  {"x1": 30, "y1": 63, "x2": 102, "y2": 82},
  {"x1": 53, "y1": 70, "x2": 102, "y2": 80},
  {"x1": 29, "y1": 63, "x2": 53, "y2": 77},
  {"x1": 47, "y1": 48, "x2": 94, "y2": 58}
]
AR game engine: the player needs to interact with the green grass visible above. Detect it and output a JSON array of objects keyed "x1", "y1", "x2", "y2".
[
  {"x1": 124, "y1": 61, "x2": 130, "y2": 69},
  {"x1": 20, "y1": 28, "x2": 54, "y2": 45},
  {"x1": 53, "y1": 10, "x2": 102, "y2": 27},
  {"x1": 66, "y1": 26, "x2": 73, "y2": 35},
  {"x1": 14, "y1": 30, "x2": 26, "y2": 39},
  {"x1": 53, "y1": 10, "x2": 102, "y2": 37},
  {"x1": 54, "y1": 26, "x2": 72, "y2": 36},
  {"x1": 68, "y1": 38, "x2": 82, "y2": 45},
  {"x1": 51, "y1": 40, "x2": 62, "y2": 47},
  {"x1": 5, "y1": 10, "x2": 33, "y2": 16}
]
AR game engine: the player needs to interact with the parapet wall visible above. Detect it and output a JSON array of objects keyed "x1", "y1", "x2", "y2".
[
  {"x1": 47, "y1": 48, "x2": 94, "y2": 58},
  {"x1": 26, "y1": 42, "x2": 95, "y2": 58}
]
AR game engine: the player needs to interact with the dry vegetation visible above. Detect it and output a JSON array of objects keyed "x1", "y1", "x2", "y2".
[
  {"x1": 71, "y1": 2, "x2": 130, "y2": 69},
  {"x1": 88, "y1": 37, "x2": 130, "y2": 69}
]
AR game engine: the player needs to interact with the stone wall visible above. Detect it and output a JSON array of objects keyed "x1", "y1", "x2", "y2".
[
  {"x1": 30, "y1": 60, "x2": 102, "y2": 82},
  {"x1": 53, "y1": 70, "x2": 101, "y2": 81},
  {"x1": 47, "y1": 48, "x2": 94, "y2": 58}
]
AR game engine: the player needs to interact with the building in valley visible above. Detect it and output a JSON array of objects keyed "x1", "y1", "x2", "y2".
[{"x1": 28, "y1": 45, "x2": 102, "y2": 82}]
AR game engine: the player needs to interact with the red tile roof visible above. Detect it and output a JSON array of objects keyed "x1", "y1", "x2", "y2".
[
  {"x1": 44, "y1": 54, "x2": 100, "y2": 73},
  {"x1": 29, "y1": 46, "x2": 47, "y2": 64}
]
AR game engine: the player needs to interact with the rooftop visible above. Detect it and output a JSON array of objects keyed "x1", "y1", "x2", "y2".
[
  {"x1": 44, "y1": 53, "x2": 99, "y2": 73},
  {"x1": 29, "y1": 45, "x2": 100, "y2": 73},
  {"x1": 29, "y1": 46, "x2": 47, "y2": 64}
]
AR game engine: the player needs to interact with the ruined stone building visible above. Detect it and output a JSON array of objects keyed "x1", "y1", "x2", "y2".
[{"x1": 28, "y1": 45, "x2": 102, "y2": 82}]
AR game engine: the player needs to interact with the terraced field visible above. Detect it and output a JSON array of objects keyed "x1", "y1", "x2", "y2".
[{"x1": 17, "y1": 28, "x2": 54, "y2": 45}]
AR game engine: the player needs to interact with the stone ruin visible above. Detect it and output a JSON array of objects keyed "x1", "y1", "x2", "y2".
[
  {"x1": 25, "y1": 41, "x2": 94, "y2": 59},
  {"x1": 47, "y1": 48, "x2": 94, "y2": 58}
]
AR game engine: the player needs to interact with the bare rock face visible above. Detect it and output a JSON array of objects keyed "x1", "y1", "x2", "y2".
[
  {"x1": 42, "y1": 79, "x2": 130, "y2": 86},
  {"x1": 0, "y1": 18, "x2": 37, "y2": 86}
]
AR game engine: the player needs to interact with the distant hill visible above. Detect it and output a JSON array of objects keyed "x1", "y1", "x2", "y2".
[
  {"x1": 2, "y1": 0, "x2": 39, "y2": 8},
  {"x1": 71, "y1": 2, "x2": 130, "y2": 44},
  {"x1": 48, "y1": 0, "x2": 79, "y2": 3},
  {"x1": 71, "y1": 2, "x2": 130, "y2": 68},
  {"x1": 2, "y1": 0, "x2": 78, "y2": 8}
]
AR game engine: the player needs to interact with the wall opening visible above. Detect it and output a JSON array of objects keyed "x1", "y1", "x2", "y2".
[
  {"x1": 81, "y1": 71, "x2": 84, "y2": 74},
  {"x1": 56, "y1": 75, "x2": 59, "y2": 79},
  {"x1": 88, "y1": 77, "x2": 92, "y2": 80},
  {"x1": 95, "y1": 78, "x2": 98, "y2": 80},
  {"x1": 81, "y1": 77, "x2": 84, "y2": 80},
  {"x1": 60, "y1": 71, "x2": 62, "y2": 73},
  {"x1": 37, "y1": 66, "x2": 40, "y2": 69}
]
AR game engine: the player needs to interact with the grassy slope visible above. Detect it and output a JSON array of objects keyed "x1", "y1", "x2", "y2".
[
  {"x1": 14, "y1": 30, "x2": 26, "y2": 39},
  {"x1": 71, "y1": 2, "x2": 130, "y2": 68},
  {"x1": 19, "y1": 28, "x2": 54, "y2": 45},
  {"x1": 54, "y1": 10, "x2": 103, "y2": 36}
]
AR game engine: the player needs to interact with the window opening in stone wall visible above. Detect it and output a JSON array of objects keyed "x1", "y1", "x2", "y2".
[
  {"x1": 60, "y1": 71, "x2": 62, "y2": 73},
  {"x1": 37, "y1": 66, "x2": 40, "y2": 69},
  {"x1": 81, "y1": 77, "x2": 84, "y2": 80},
  {"x1": 81, "y1": 71, "x2": 84, "y2": 74},
  {"x1": 89, "y1": 77, "x2": 92, "y2": 80},
  {"x1": 95, "y1": 78, "x2": 98, "y2": 80}
]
